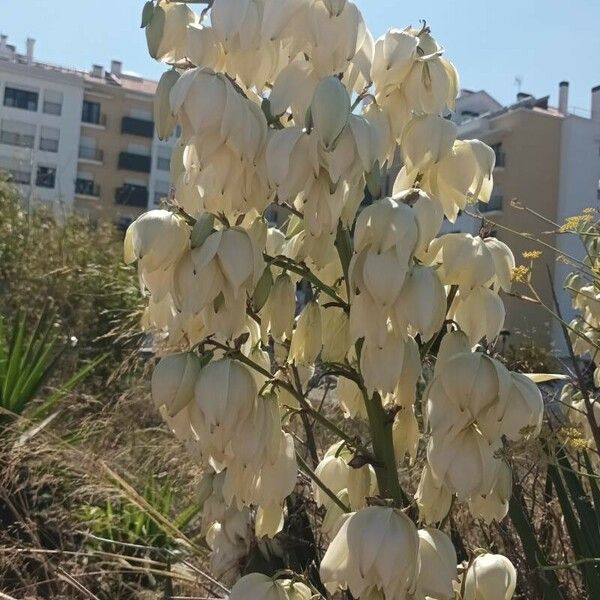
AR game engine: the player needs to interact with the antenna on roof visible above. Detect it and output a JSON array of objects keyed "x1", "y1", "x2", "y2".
[{"x1": 514, "y1": 76, "x2": 523, "y2": 93}]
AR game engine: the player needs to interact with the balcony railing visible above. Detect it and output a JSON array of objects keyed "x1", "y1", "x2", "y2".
[
  {"x1": 118, "y1": 151, "x2": 151, "y2": 173},
  {"x1": 75, "y1": 178, "x2": 101, "y2": 197},
  {"x1": 82, "y1": 113, "x2": 107, "y2": 127},
  {"x1": 115, "y1": 184, "x2": 148, "y2": 208},
  {"x1": 121, "y1": 116, "x2": 154, "y2": 138},
  {"x1": 78, "y1": 146, "x2": 104, "y2": 162},
  {"x1": 39, "y1": 137, "x2": 59, "y2": 152},
  {"x1": 0, "y1": 130, "x2": 34, "y2": 148}
]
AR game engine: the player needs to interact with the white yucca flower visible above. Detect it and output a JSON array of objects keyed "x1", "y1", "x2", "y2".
[
  {"x1": 450, "y1": 286, "x2": 505, "y2": 345},
  {"x1": 288, "y1": 300, "x2": 323, "y2": 365},
  {"x1": 415, "y1": 463, "x2": 452, "y2": 525},
  {"x1": 468, "y1": 460, "x2": 512, "y2": 524},
  {"x1": 151, "y1": 352, "x2": 201, "y2": 418},
  {"x1": 417, "y1": 528, "x2": 457, "y2": 600},
  {"x1": 230, "y1": 573, "x2": 313, "y2": 600},
  {"x1": 145, "y1": 1, "x2": 198, "y2": 63},
  {"x1": 320, "y1": 506, "x2": 420, "y2": 599},
  {"x1": 463, "y1": 553, "x2": 517, "y2": 600}
]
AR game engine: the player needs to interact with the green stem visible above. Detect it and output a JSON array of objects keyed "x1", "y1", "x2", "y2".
[{"x1": 361, "y1": 390, "x2": 408, "y2": 507}]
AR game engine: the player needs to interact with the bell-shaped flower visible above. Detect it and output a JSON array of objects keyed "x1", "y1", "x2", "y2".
[
  {"x1": 394, "y1": 188, "x2": 444, "y2": 259},
  {"x1": 151, "y1": 352, "x2": 202, "y2": 417},
  {"x1": 426, "y1": 233, "x2": 496, "y2": 292},
  {"x1": 484, "y1": 237, "x2": 515, "y2": 292},
  {"x1": 124, "y1": 209, "x2": 189, "y2": 273},
  {"x1": 393, "y1": 335, "x2": 421, "y2": 408},
  {"x1": 463, "y1": 553, "x2": 517, "y2": 600},
  {"x1": 360, "y1": 329, "x2": 406, "y2": 394},
  {"x1": 417, "y1": 528, "x2": 457, "y2": 600},
  {"x1": 402, "y1": 43, "x2": 459, "y2": 115},
  {"x1": 186, "y1": 24, "x2": 225, "y2": 70},
  {"x1": 311, "y1": 76, "x2": 351, "y2": 150},
  {"x1": 261, "y1": 273, "x2": 296, "y2": 342},
  {"x1": 230, "y1": 573, "x2": 312, "y2": 600},
  {"x1": 392, "y1": 405, "x2": 419, "y2": 463},
  {"x1": 289, "y1": 300, "x2": 323, "y2": 365},
  {"x1": 194, "y1": 227, "x2": 264, "y2": 303},
  {"x1": 415, "y1": 463, "x2": 452, "y2": 525},
  {"x1": 469, "y1": 461, "x2": 512, "y2": 524},
  {"x1": 270, "y1": 58, "x2": 320, "y2": 120},
  {"x1": 145, "y1": 1, "x2": 198, "y2": 63},
  {"x1": 321, "y1": 306, "x2": 351, "y2": 363},
  {"x1": 423, "y1": 139, "x2": 495, "y2": 222},
  {"x1": 371, "y1": 29, "x2": 419, "y2": 97},
  {"x1": 450, "y1": 286, "x2": 505, "y2": 345},
  {"x1": 400, "y1": 113, "x2": 457, "y2": 173},
  {"x1": 190, "y1": 358, "x2": 257, "y2": 462},
  {"x1": 154, "y1": 69, "x2": 180, "y2": 140},
  {"x1": 336, "y1": 376, "x2": 367, "y2": 419},
  {"x1": 499, "y1": 372, "x2": 544, "y2": 441},
  {"x1": 320, "y1": 506, "x2": 420, "y2": 599},
  {"x1": 394, "y1": 265, "x2": 446, "y2": 342}
]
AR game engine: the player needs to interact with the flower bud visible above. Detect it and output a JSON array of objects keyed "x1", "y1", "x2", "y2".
[
  {"x1": 154, "y1": 70, "x2": 180, "y2": 141},
  {"x1": 417, "y1": 528, "x2": 457, "y2": 600},
  {"x1": 371, "y1": 29, "x2": 418, "y2": 96},
  {"x1": 289, "y1": 300, "x2": 322, "y2": 365},
  {"x1": 463, "y1": 553, "x2": 517, "y2": 600},
  {"x1": 311, "y1": 76, "x2": 351, "y2": 150},
  {"x1": 151, "y1": 352, "x2": 202, "y2": 417},
  {"x1": 320, "y1": 506, "x2": 420, "y2": 599}
]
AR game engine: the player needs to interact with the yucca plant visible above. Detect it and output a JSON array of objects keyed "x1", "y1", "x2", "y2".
[{"x1": 0, "y1": 311, "x2": 104, "y2": 425}]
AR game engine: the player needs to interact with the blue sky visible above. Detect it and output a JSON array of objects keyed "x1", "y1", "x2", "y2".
[{"x1": 3, "y1": 0, "x2": 599, "y2": 113}]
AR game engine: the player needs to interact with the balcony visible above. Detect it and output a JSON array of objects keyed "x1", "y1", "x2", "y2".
[
  {"x1": 78, "y1": 146, "x2": 104, "y2": 163},
  {"x1": 0, "y1": 130, "x2": 34, "y2": 148},
  {"x1": 118, "y1": 151, "x2": 151, "y2": 173},
  {"x1": 75, "y1": 178, "x2": 101, "y2": 198},
  {"x1": 121, "y1": 116, "x2": 154, "y2": 138},
  {"x1": 115, "y1": 184, "x2": 148, "y2": 208},
  {"x1": 82, "y1": 113, "x2": 107, "y2": 127}
]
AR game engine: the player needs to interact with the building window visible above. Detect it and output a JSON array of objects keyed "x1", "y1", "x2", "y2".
[
  {"x1": 491, "y1": 142, "x2": 506, "y2": 168},
  {"x1": 121, "y1": 116, "x2": 154, "y2": 138},
  {"x1": 156, "y1": 145, "x2": 171, "y2": 171},
  {"x1": 36, "y1": 166, "x2": 56, "y2": 189},
  {"x1": 118, "y1": 151, "x2": 152, "y2": 173},
  {"x1": 43, "y1": 90, "x2": 63, "y2": 115},
  {"x1": 39, "y1": 126, "x2": 60, "y2": 153},
  {"x1": 4, "y1": 86, "x2": 39, "y2": 111},
  {"x1": 115, "y1": 184, "x2": 149, "y2": 207},
  {"x1": 75, "y1": 177, "x2": 100, "y2": 197},
  {"x1": 0, "y1": 119, "x2": 35, "y2": 148},
  {"x1": 82, "y1": 100, "x2": 103, "y2": 125}
]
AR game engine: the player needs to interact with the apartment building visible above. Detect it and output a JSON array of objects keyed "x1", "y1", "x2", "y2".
[
  {"x1": 0, "y1": 35, "x2": 176, "y2": 227},
  {"x1": 446, "y1": 84, "x2": 600, "y2": 352}
]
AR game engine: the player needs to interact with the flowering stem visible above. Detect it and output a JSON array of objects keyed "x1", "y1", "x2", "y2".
[
  {"x1": 296, "y1": 452, "x2": 351, "y2": 513},
  {"x1": 362, "y1": 389, "x2": 408, "y2": 508}
]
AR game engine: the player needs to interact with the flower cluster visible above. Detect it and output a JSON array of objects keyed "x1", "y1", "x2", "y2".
[
  {"x1": 420, "y1": 331, "x2": 543, "y2": 524},
  {"x1": 129, "y1": 0, "x2": 534, "y2": 597}
]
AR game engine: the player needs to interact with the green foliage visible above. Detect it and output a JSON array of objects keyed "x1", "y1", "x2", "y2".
[
  {"x1": 0, "y1": 311, "x2": 104, "y2": 422},
  {"x1": 0, "y1": 174, "x2": 144, "y2": 382}
]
